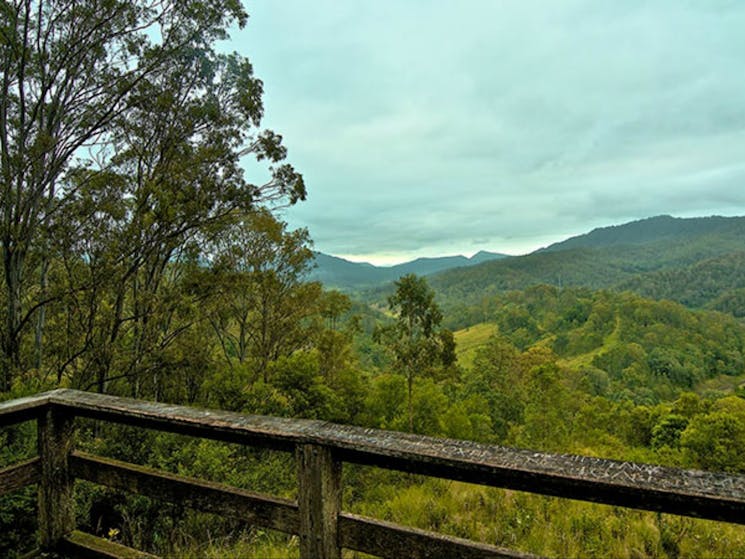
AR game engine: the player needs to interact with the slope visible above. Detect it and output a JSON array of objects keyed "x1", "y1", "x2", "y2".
[
  {"x1": 453, "y1": 286, "x2": 745, "y2": 403},
  {"x1": 617, "y1": 252, "x2": 745, "y2": 311},
  {"x1": 430, "y1": 215, "x2": 745, "y2": 319},
  {"x1": 539, "y1": 214, "x2": 745, "y2": 253}
]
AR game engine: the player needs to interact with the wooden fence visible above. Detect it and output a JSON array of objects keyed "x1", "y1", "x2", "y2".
[{"x1": 1, "y1": 389, "x2": 744, "y2": 558}]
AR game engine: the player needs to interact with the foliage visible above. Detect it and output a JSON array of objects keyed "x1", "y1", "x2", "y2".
[
  {"x1": 0, "y1": 421, "x2": 37, "y2": 558},
  {"x1": 374, "y1": 274, "x2": 453, "y2": 432},
  {"x1": 206, "y1": 210, "x2": 319, "y2": 381},
  {"x1": 3, "y1": 4, "x2": 745, "y2": 556},
  {"x1": 680, "y1": 397, "x2": 745, "y2": 473},
  {"x1": 0, "y1": 0, "x2": 305, "y2": 394},
  {"x1": 449, "y1": 286, "x2": 745, "y2": 404}
]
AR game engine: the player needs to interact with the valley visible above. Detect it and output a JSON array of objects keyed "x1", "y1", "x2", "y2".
[
  {"x1": 4, "y1": 213, "x2": 745, "y2": 558},
  {"x1": 5, "y1": 1, "x2": 745, "y2": 556}
]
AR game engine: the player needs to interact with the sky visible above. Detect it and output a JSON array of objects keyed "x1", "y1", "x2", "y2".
[{"x1": 232, "y1": 0, "x2": 745, "y2": 265}]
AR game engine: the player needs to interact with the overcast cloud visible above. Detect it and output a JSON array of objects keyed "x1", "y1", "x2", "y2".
[{"x1": 234, "y1": 0, "x2": 745, "y2": 264}]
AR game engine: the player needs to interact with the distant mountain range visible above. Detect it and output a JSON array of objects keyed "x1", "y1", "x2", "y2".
[
  {"x1": 426, "y1": 214, "x2": 745, "y2": 320},
  {"x1": 310, "y1": 215, "x2": 745, "y2": 319},
  {"x1": 309, "y1": 250, "x2": 509, "y2": 290}
]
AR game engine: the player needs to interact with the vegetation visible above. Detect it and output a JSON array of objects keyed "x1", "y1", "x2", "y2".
[
  {"x1": 423, "y1": 215, "x2": 745, "y2": 323},
  {"x1": 373, "y1": 274, "x2": 455, "y2": 431},
  {"x1": 2, "y1": 3, "x2": 745, "y2": 559},
  {"x1": 5, "y1": 271, "x2": 745, "y2": 557},
  {"x1": 618, "y1": 252, "x2": 745, "y2": 312},
  {"x1": 0, "y1": 0, "x2": 305, "y2": 394}
]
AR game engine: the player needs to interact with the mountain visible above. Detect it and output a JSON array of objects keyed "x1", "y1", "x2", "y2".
[
  {"x1": 421, "y1": 215, "x2": 745, "y2": 325},
  {"x1": 616, "y1": 252, "x2": 745, "y2": 311},
  {"x1": 539, "y1": 214, "x2": 745, "y2": 252},
  {"x1": 470, "y1": 250, "x2": 506, "y2": 264},
  {"x1": 309, "y1": 252, "x2": 378, "y2": 289},
  {"x1": 308, "y1": 250, "x2": 509, "y2": 290}
]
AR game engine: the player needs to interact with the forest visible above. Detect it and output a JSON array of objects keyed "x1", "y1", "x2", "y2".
[{"x1": 2, "y1": 1, "x2": 745, "y2": 558}]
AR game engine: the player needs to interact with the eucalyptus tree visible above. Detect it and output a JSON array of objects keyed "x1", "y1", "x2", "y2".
[
  {"x1": 315, "y1": 290, "x2": 358, "y2": 382},
  {"x1": 0, "y1": 0, "x2": 260, "y2": 390},
  {"x1": 208, "y1": 209, "x2": 319, "y2": 383},
  {"x1": 375, "y1": 274, "x2": 454, "y2": 431},
  {"x1": 0, "y1": 1, "x2": 307, "y2": 394},
  {"x1": 50, "y1": 50, "x2": 304, "y2": 396}
]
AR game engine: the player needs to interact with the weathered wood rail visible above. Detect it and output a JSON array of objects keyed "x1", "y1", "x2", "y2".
[{"x1": 1, "y1": 389, "x2": 745, "y2": 558}]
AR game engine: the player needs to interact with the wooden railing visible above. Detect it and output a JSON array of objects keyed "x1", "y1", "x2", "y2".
[{"x1": 1, "y1": 389, "x2": 745, "y2": 558}]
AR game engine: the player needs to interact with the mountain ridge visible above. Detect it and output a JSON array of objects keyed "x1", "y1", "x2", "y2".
[
  {"x1": 427, "y1": 214, "x2": 745, "y2": 326},
  {"x1": 538, "y1": 214, "x2": 745, "y2": 252},
  {"x1": 309, "y1": 250, "x2": 509, "y2": 290},
  {"x1": 312, "y1": 214, "x2": 745, "y2": 305}
]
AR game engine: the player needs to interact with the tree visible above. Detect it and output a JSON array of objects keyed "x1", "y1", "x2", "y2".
[
  {"x1": 0, "y1": 1, "x2": 306, "y2": 393},
  {"x1": 319, "y1": 290, "x2": 352, "y2": 331},
  {"x1": 517, "y1": 363, "x2": 578, "y2": 451},
  {"x1": 374, "y1": 274, "x2": 452, "y2": 432},
  {"x1": 75, "y1": 43, "x2": 303, "y2": 396},
  {"x1": 0, "y1": 0, "x2": 256, "y2": 390},
  {"x1": 463, "y1": 336, "x2": 524, "y2": 441},
  {"x1": 651, "y1": 414, "x2": 689, "y2": 449},
  {"x1": 208, "y1": 210, "x2": 319, "y2": 382},
  {"x1": 681, "y1": 397, "x2": 745, "y2": 473}
]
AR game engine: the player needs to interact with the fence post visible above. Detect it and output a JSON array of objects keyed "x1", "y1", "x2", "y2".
[
  {"x1": 37, "y1": 405, "x2": 75, "y2": 550},
  {"x1": 297, "y1": 443, "x2": 341, "y2": 559}
]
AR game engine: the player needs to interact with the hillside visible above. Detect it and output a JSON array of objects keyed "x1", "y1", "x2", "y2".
[
  {"x1": 617, "y1": 252, "x2": 745, "y2": 312},
  {"x1": 428, "y1": 215, "x2": 745, "y2": 321},
  {"x1": 539, "y1": 214, "x2": 745, "y2": 253},
  {"x1": 454, "y1": 285, "x2": 745, "y2": 403},
  {"x1": 308, "y1": 250, "x2": 509, "y2": 290},
  {"x1": 453, "y1": 322, "x2": 499, "y2": 368}
]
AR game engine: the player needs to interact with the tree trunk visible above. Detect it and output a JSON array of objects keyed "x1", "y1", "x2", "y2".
[
  {"x1": 34, "y1": 256, "x2": 49, "y2": 371},
  {"x1": 96, "y1": 359, "x2": 108, "y2": 394},
  {"x1": 407, "y1": 370, "x2": 414, "y2": 433},
  {"x1": 2, "y1": 244, "x2": 23, "y2": 391}
]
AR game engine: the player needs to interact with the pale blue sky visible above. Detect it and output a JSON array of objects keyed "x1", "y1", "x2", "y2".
[{"x1": 233, "y1": 1, "x2": 745, "y2": 264}]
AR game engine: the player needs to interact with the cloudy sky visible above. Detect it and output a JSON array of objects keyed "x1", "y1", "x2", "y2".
[{"x1": 234, "y1": 1, "x2": 745, "y2": 265}]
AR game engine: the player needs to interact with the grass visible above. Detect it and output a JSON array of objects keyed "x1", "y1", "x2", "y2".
[
  {"x1": 559, "y1": 314, "x2": 623, "y2": 370},
  {"x1": 454, "y1": 323, "x2": 500, "y2": 368},
  {"x1": 453, "y1": 315, "x2": 624, "y2": 371},
  {"x1": 345, "y1": 473, "x2": 745, "y2": 559}
]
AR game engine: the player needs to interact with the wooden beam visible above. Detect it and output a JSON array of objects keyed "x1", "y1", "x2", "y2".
[
  {"x1": 70, "y1": 452, "x2": 299, "y2": 535},
  {"x1": 339, "y1": 512, "x2": 541, "y2": 559},
  {"x1": 297, "y1": 444, "x2": 341, "y2": 559},
  {"x1": 47, "y1": 390, "x2": 745, "y2": 524},
  {"x1": 59, "y1": 530, "x2": 158, "y2": 559},
  {"x1": 0, "y1": 391, "x2": 52, "y2": 427},
  {"x1": 328, "y1": 429, "x2": 745, "y2": 524},
  {"x1": 50, "y1": 389, "x2": 303, "y2": 452},
  {"x1": 0, "y1": 457, "x2": 40, "y2": 497},
  {"x1": 37, "y1": 407, "x2": 75, "y2": 550}
]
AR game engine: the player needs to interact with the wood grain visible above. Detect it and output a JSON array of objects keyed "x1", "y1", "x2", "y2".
[{"x1": 0, "y1": 457, "x2": 40, "y2": 497}]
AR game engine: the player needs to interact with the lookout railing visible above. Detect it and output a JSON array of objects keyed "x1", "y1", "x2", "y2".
[{"x1": 1, "y1": 389, "x2": 744, "y2": 559}]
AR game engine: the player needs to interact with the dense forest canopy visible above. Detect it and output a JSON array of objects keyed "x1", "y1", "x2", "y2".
[{"x1": 2, "y1": 2, "x2": 745, "y2": 559}]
